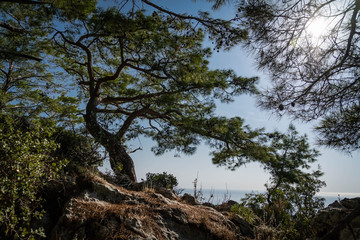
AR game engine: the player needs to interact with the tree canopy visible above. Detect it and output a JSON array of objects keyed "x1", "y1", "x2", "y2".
[
  {"x1": 0, "y1": 0, "x2": 96, "y2": 124},
  {"x1": 52, "y1": 4, "x2": 269, "y2": 183},
  {"x1": 232, "y1": 0, "x2": 360, "y2": 152}
]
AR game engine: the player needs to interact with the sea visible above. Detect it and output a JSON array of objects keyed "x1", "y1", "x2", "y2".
[{"x1": 180, "y1": 188, "x2": 360, "y2": 207}]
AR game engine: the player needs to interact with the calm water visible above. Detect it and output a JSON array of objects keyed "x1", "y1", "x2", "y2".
[{"x1": 180, "y1": 188, "x2": 360, "y2": 207}]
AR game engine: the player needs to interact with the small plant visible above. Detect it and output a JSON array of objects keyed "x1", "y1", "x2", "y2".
[
  {"x1": 143, "y1": 172, "x2": 178, "y2": 190},
  {"x1": 174, "y1": 187, "x2": 185, "y2": 195},
  {"x1": 231, "y1": 204, "x2": 258, "y2": 225},
  {"x1": 220, "y1": 186, "x2": 232, "y2": 205},
  {"x1": 192, "y1": 173, "x2": 205, "y2": 202}
]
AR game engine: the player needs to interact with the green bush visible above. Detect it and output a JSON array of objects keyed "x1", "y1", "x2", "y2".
[
  {"x1": 143, "y1": 172, "x2": 178, "y2": 189},
  {"x1": 230, "y1": 203, "x2": 258, "y2": 225},
  {"x1": 0, "y1": 115, "x2": 67, "y2": 239},
  {"x1": 52, "y1": 128, "x2": 103, "y2": 169}
]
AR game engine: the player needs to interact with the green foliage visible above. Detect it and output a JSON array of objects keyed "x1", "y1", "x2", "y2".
[
  {"x1": 239, "y1": 125, "x2": 325, "y2": 239},
  {"x1": 316, "y1": 105, "x2": 360, "y2": 151},
  {"x1": 52, "y1": 5, "x2": 267, "y2": 180},
  {"x1": 0, "y1": 3, "x2": 98, "y2": 238},
  {"x1": 0, "y1": 114, "x2": 67, "y2": 239},
  {"x1": 52, "y1": 0, "x2": 97, "y2": 21},
  {"x1": 143, "y1": 172, "x2": 178, "y2": 190},
  {"x1": 230, "y1": 203, "x2": 258, "y2": 225},
  {"x1": 0, "y1": 1, "x2": 89, "y2": 126},
  {"x1": 52, "y1": 128, "x2": 103, "y2": 169}
]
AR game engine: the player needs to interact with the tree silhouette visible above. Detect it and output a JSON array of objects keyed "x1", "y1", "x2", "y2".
[{"x1": 234, "y1": 0, "x2": 360, "y2": 151}]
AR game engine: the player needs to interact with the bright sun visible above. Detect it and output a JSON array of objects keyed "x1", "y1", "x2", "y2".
[{"x1": 305, "y1": 17, "x2": 328, "y2": 41}]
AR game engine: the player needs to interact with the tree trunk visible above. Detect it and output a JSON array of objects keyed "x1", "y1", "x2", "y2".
[
  {"x1": 84, "y1": 98, "x2": 137, "y2": 183},
  {"x1": 107, "y1": 140, "x2": 137, "y2": 183}
]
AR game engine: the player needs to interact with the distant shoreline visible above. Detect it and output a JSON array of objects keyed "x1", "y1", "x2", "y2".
[{"x1": 180, "y1": 188, "x2": 360, "y2": 206}]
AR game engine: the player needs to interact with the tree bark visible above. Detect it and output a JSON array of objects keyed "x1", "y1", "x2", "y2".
[
  {"x1": 84, "y1": 97, "x2": 137, "y2": 183},
  {"x1": 107, "y1": 141, "x2": 137, "y2": 183}
]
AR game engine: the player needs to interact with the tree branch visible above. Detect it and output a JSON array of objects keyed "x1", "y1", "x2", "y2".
[
  {"x1": 100, "y1": 85, "x2": 199, "y2": 104},
  {"x1": 0, "y1": 49, "x2": 42, "y2": 62},
  {"x1": 95, "y1": 108, "x2": 131, "y2": 115},
  {"x1": 0, "y1": 21, "x2": 24, "y2": 33},
  {"x1": 54, "y1": 31, "x2": 96, "y2": 93},
  {"x1": 126, "y1": 62, "x2": 169, "y2": 80},
  {"x1": 0, "y1": 0, "x2": 48, "y2": 4},
  {"x1": 116, "y1": 107, "x2": 170, "y2": 138},
  {"x1": 96, "y1": 61, "x2": 127, "y2": 86},
  {"x1": 141, "y1": 0, "x2": 225, "y2": 29},
  {"x1": 127, "y1": 147, "x2": 142, "y2": 154},
  {"x1": 292, "y1": 1, "x2": 359, "y2": 104}
]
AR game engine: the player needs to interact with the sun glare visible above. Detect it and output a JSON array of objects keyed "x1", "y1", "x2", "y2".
[{"x1": 305, "y1": 17, "x2": 328, "y2": 41}]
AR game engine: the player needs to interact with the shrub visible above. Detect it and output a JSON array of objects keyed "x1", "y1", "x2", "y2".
[
  {"x1": 143, "y1": 172, "x2": 178, "y2": 189},
  {"x1": 52, "y1": 128, "x2": 103, "y2": 169},
  {"x1": 230, "y1": 203, "x2": 258, "y2": 225},
  {"x1": 0, "y1": 115, "x2": 67, "y2": 239}
]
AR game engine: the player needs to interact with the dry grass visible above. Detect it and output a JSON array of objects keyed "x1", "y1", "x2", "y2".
[
  {"x1": 254, "y1": 224, "x2": 278, "y2": 240},
  {"x1": 70, "y1": 172, "x2": 249, "y2": 240},
  {"x1": 143, "y1": 186, "x2": 156, "y2": 193},
  {"x1": 178, "y1": 203, "x2": 239, "y2": 240},
  {"x1": 69, "y1": 198, "x2": 163, "y2": 239}
]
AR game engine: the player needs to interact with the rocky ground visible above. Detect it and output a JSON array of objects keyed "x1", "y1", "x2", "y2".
[
  {"x1": 40, "y1": 169, "x2": 360, "y2": 240},
  {"x1": 42, "y1": 170, "x2": 253, "y2": 240},
  {"x1": 311, "y1": 197, "x2": 360, "y2": 240}
]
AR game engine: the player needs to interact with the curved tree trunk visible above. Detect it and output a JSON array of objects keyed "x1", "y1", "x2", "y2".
[
  {"x1": 107, "y1": 140, "x2": 137, "y2": 183},
  {"x1": 84, "y1": 98, "x2": 137, "y2": 183}
]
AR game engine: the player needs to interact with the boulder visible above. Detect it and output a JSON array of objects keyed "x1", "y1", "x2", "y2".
[
  {"x1": 311, "y1": 197, "x2": 360, "y2": 240},
  {"x1": 154, "y1": 187, "x2": 178, "y2": 200},
  {"x1": 180, "y1": 193, "x2": 199, "y2": 205},
  {"x1": 48, "y1": 173, "x2": 253, "y2": 240},
  {"x1": 216, "y1": 200, "x2": 239, "y2": 212}
]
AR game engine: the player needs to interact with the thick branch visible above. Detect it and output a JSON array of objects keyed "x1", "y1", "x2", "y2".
[
  {"x1": 117, "y1": 107, "x2": 170, "y2": 138},
  {"x1": 0, "y1": 49, "x2": 42, "y2": 62},
  {"x1": 126, "y1": 63, "x2": 169, "y2": 80},
  {"x1": 55, "y1": 31, "x2": 96, "y2": 93},
  {"x1": 0, "y1": 21, "x2": 24, "y2": 33},
  {"x1": 100, "y1": 85, "x2": 198, "y2": 104},
  {"x1": 0, "y1": 0, "x2": 48, "y2": 4},
  {"x1": 95, "y1": 108, "x2": 131, "y2": 115},
  {"x1": 342, "y1": 0, "x2": 359, "y2": 64},
  {"x1": 96, "y1": 61, "x2": 127, "y2": 90},
  {"x1": 101, "y1": 92, "x2": 166, "y2": 104}
]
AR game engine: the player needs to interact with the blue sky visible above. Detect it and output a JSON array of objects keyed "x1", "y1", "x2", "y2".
[{"x1": 100, "y1": 0, "x2": 360, "y2": 195}]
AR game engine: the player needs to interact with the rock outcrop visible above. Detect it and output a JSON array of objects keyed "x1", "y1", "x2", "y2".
[
  {"x1": 40, "y1": 170, "x2": 360, "y2": 240},
  {"x1": 311, "y1": 197, "x2": 360, "y2": 240},
  {"x1": 46, "y1": 172, "x2": 253, "y2": 240}
]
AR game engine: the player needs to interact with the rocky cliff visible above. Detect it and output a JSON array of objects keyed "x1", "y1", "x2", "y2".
[
  {"x1": 43, "y1": 171, "x2": 253, "y2": 240},
  {"x1": 311, "y1": 197, "x2": 360, "y2": 240},
  {"x1": 40, "y1": 170, "x2": 360, "y2": 240}
]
